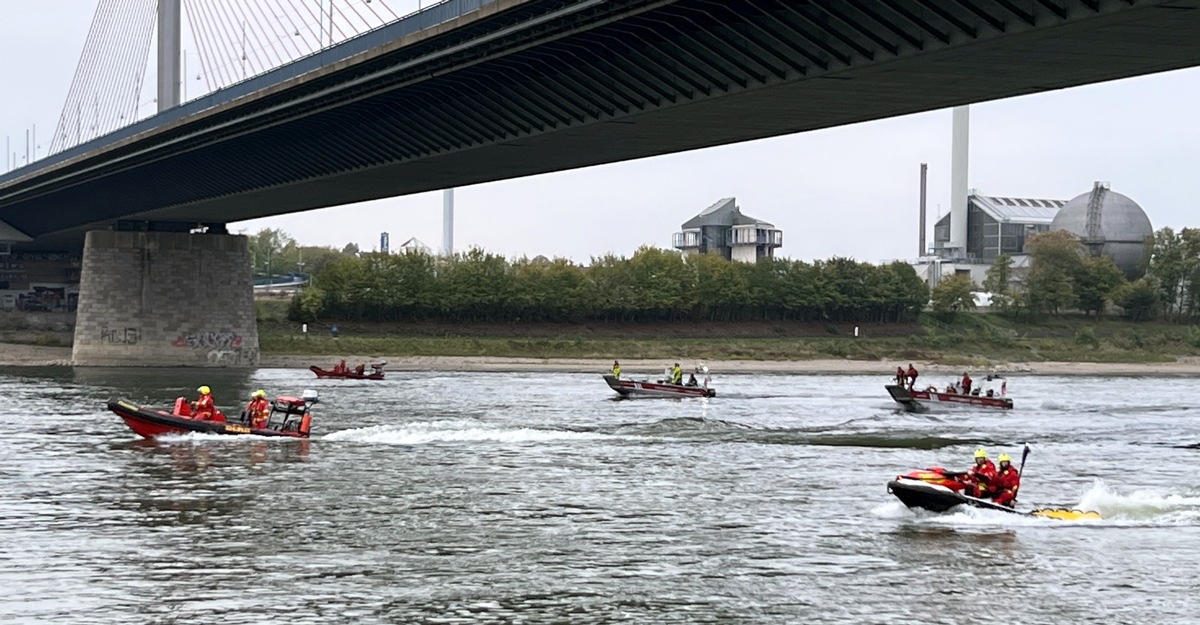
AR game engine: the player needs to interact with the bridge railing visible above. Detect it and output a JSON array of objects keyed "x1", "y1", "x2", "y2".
[{"x1": 1, "y1": 0, "x2": 499, "y2": 186}]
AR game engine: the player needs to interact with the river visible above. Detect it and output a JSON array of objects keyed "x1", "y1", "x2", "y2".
[{"x1": 1, "y1": 367, "x2": 1197, "y2": 624}]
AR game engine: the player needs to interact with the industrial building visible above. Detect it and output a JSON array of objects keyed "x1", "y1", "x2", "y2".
[
  {"x1": 912, "y1": 106, "x2": 1153, "y2": 288},
  {"x1": 672, "y1": 198, "x2": 783, "y2": 263},
  {"x1": 932, "y1": 194, "x2": 1064, "y2": 262},
  {"x1": 1049, "y1": 182, "x2": 1153, "y2": 278}
]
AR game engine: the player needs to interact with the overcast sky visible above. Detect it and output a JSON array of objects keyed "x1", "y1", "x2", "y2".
[{"x1": 3, "y1": 2, "x2": 1198, "y2": 264}]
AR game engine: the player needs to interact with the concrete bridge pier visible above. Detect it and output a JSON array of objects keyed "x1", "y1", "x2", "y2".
[{"x1": 71, "y1": 230, "x2": 259, "y2": 367}]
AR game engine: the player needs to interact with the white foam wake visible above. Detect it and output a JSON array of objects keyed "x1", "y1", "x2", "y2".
[
  {"x1": 322, "y1": 420, "x2": 607, "y2": 445},
  {"x1": 1074, "y1": 479, "x2": 1200, "y2": 524}
]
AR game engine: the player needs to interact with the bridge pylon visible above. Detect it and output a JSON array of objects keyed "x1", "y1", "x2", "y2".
[{"x1": 71, "y1": 229, "x2": 260, "y2": 367}]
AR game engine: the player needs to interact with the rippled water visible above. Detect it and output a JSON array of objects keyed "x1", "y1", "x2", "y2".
[{"x1": 1, "y1": 367, "x2": 1198, "y2": 624}]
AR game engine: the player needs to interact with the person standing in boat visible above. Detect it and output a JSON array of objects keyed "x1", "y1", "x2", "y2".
[
  {"x1": 246, "y1": 390, "x2": 271, "y2": 429},
  {"x1": 991, "y1": 453, "x2": 1020, "y2": 508},
  {"x1": 961, "y1": 372, "x2": 973, "y2": 395},
  {"x1": 895, "y1": 366, "x2": 906, "y2": 386},
  {"x1": 962, "y1": 448, "x2": 997, "y2": 498},
  {"x1": 191, "y1": 385, "x2": 222, "y2": 421},
  {"x1": 611, "y1": 361, "x2": 621, "y2": 379},
  {"x1": 906, "y1": 363, "x2": 919, "y2": 390},
  {"x1": 670, "y1": 363, "x2": 683, "y2": 385}
]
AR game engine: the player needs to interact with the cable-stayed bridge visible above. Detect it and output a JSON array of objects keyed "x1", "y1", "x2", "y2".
[{"x1": 0, "y1": 0, "x2": 1197, "y2": 366}]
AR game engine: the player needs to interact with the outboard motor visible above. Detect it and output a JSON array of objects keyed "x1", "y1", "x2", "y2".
[{"x1": 299, "y1": 389, "x2": 318, "y2": 436}]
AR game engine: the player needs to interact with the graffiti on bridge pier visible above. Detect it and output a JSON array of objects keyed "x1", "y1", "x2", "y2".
[
  {"x1": 207, "y1": 347, "x2": 260, "y2": 367},
  {"x1": 173, "y1": 330, "x2": 243, "y2": 350},
  {"x1": 101, "y1": 327, "x2": 140, "y2": 345}
]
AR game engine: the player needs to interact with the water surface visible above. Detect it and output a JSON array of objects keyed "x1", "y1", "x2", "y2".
[{"x1": 1, "y1": 367, "x2": 1197, "y2": 624}]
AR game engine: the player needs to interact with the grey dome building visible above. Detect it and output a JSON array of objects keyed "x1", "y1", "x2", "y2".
[{"x1": 1049, "y1": 182, "x2": 1153, "y2": 278}]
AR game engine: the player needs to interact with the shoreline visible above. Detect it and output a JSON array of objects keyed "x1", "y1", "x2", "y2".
[{"x1": 4, "y1": 342, "x2": 1200, "y2": 375}]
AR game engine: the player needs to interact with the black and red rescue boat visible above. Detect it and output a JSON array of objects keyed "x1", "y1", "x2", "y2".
[{"x1": 108, "y1": 390, "x2": 318, "y2": 439}]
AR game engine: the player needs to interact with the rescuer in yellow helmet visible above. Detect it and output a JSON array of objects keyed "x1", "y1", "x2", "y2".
[
  {"x1": 246, "y1": 389, "x2": 271, "y2": 429},
  {"x1": 191, "y1": 385, "x2": 217, "y2": 421},
  {"x1": 963, "y1": 448, "x2": 997, "y2": 498},
  {"x1": 992, "y1": 452, "x2": 1021, "y2": 508}
]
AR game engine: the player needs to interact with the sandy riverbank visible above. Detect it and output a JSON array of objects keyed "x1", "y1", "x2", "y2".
[
  {"x1": 6, "y1": 342, "x2": 1200, "y2": 375},
  {"x1": 265, "y1": 354, "x2": 1200, "y2": 375}
]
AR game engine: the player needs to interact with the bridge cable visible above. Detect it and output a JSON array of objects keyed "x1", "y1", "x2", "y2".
[
  {"x1": 195, "y1": 0, "x2": 239, "y2": 88},
  {"x1": 51, "y1": 0, "x2": 124, "y2": 152},
  {"x1": 182, "y1": 0, "x2": 216, "y2": 93},
  {"x1": 203, "y1": 0, "x2": 250, "y2": 87},
  {"x1": 93, "y1": 0, "x2": 154, "y2": 133},
  {"x1": 230, "y1": 0, "x2": 283, "y2": 74},
  {"x1": 262, "y1": 0, "x2": 313, "y2": 60}
]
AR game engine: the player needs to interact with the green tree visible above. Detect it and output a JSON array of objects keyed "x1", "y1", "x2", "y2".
[
  {"x1": 1025, "y1": 230, "x2": 1083, "y2": 316},
  {"x1": 1113, "y1": 276, "x2": 1159, "y2": 322},
  {"x1": 983, "y1": 254, "x2": 1014, "y2": 311},
  {"x1": 884, "y1": 261, "x2": 930, "y2": 321},
  {"x1": 930, "y1": 274, "x2": 976, "y2": 312},
  {"x1": 247, "y1": 228, "x2": 297, "y2": 277},
  {"x1": 1074, "y1": 256, "x2": 1126, "y2": 317}
]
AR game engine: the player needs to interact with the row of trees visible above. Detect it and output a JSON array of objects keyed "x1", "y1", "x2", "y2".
[
  {"x1": 930, "y1": 230, "x2": 1143, "y2": 319},
  {"x1": 929, "y1": 227, "x2": 1199, "y2": 322},
  {"x1": 245, "y1": 228, "x2": 360, "y2": 279},
  {"x1": 288, "y1": 246, "x2": 930, "y2": 324}
]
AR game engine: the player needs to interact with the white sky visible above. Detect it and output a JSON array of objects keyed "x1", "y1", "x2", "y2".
[{"x1": 2, "y1": 2, "x2": 1198, "y2": 263}]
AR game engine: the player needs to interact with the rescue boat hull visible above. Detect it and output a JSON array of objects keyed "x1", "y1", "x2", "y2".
[
  {"x1": 108, "y1": 399, "x2": 310, "y2": 439},
  {"x1": 887, "y1": 477, "x2": 1100, "y2": 521},
  {"x1": 310, "y1": 366, "x2": 385, "y2": 380},
  {"x1": 603, "y1": 374, "x2": 715, "y2": 398},
  {"x1": 886, "y1": 384, "x2": 1012, "y2": 412}
]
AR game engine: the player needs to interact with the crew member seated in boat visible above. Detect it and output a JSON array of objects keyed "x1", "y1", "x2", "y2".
[
  {"x1": 246, "y1": 390, "x2": 271, "y2": 429},
  {"x1": 961, "y1": 373, "x2": 972, "y2": 395},
  {"x1": 906, "y1": 363, "x2": 919, "y2": 390},
  {"x1": 190, "y1": 385, "x2": 223, "y2": 422},
  {"x1": 991, "y1": 453, "x2": 1020, "y2": 508},
  {"x1": 355, "y1": 363, "x2": 366, "y2": 375},
  {"x1": 670, "y1": 363, "x2": 683, "y2": 385},
  {"x1": 963, "y1": 448, "x2": 997, "y2": 498},
  {"x1": 612, "y1": 360, "x2": 621, "y2": 379},
  {"x1": 686, "y1": 373, "x2": 698, "y2": 387},
  {"x1": 335, "y1": 359, "x2": 347, "y2": 374}
]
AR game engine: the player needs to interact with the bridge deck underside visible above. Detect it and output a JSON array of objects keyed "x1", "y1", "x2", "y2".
[{"x1": 4, "y1": 0, "x2": 1200, "y2": 250}]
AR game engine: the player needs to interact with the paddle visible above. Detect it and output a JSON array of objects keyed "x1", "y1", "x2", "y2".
[{"x1": 1011, "y1": 442, "x2": 1031, "y2": 505}]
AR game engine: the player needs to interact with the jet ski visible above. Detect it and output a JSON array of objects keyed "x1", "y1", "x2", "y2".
[{"x1": 888, "y1": 467, "x2": 1101, "y2": 521}]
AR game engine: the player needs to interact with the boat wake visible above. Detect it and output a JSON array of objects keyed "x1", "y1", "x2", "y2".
[
  {"x1": 1075, "y1": 480, "x2": 1200, "y2": 524},
  {"x1": 322, "y1": 420, "x2": 608, "y2": 445},
  {"x1": 875, "y1": 480, "x2": 1200, "y2": 526},
  {"x1": 611, "y1": 417, "x2": 993, "y2": 449}
]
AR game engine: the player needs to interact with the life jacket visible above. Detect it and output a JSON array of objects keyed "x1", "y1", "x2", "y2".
[
  {"x1": 194, "y1": 394, "x2": 215, "y2": 418},
  {"x1": 994, "y1": 465, "x2": 1020, "y2": 494},
  {"x1": 248, "y1": 398, "x2": 271, "y2": 428}
]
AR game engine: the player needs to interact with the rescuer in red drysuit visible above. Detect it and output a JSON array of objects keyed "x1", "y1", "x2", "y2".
[
  {"x1": 991, "y1": 453, "x2": 1021, "y2": 508},
  {"x1": 963, "y1": 448, "x2": 997, "y2": 498}
]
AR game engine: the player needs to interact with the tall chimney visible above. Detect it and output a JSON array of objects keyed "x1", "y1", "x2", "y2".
[
  {"x1": 442, "y1": 189, "x2": 454, "y2": 256},
  {"x1": 949, "y1": 106, "x2": 970, "y2": 257},
  {"x1": 918, "y1": 162, "x2": 928, "y2": 257}
]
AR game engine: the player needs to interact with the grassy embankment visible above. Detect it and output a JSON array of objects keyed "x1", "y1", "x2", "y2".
[{"x1": 255, "y1": 300, "x2": 1200, "y2": 364}]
